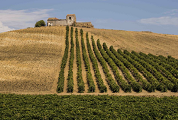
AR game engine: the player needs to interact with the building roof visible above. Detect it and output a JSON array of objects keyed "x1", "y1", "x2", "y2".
[
  {"x1": 47, "y1": 17, "x2": 60, "y2": 21},
  {"x1": 66, "y1": 14, "x2": 76, "y2": 16}
]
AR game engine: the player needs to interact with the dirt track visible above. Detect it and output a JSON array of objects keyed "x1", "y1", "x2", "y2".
[{"x1": 0, "y1": 90, "x2": 178, "y2": 97}]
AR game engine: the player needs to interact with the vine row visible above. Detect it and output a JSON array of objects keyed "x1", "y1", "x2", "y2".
[
  {"x1": 75, "y1": 28, "x2": 85, "y2": 93},
  {"x1": 103, "y1": 43, "x2": 142, "y2": 92},
  {"x1": 123, "y1": 50, "x2": 168, "y2": 92},
  {"x1": 91, "y1": 38, "x2": 120, "y2": 92},
  {"x1": 97, "y1": 40, "x2": 131, "y2": 92},
  {"x1": 138, "y1": 52, "x2": 178, "y2": 92},
  {"x1": 117, "y1": 49, "x2": 165, "y2": 92},
  {"x1": 86, "y1": 33, "x2": 107, "y2": 92},
  {"x1": 57, "y1": 26, "x2": 69, "y2": 93},
  {"x1": 80, "y1": 29, "x2": 95, "y2": 92},
  {"x1": 67, "y1": 27, "x2": 74, "y2": 92},
  {"x1": 148, "y1": 54, "x2": 178, "y2": 79},
  {"x1": 131, "y1": 51, "x2": 174, "y2": 91},
  {"x1": 109, "y1": 46, "x2": 154, "y2": 92}
]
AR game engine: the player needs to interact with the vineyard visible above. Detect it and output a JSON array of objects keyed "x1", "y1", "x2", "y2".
[
  {"x1": 1, "y1": 94, "x2": 178, "y2": 119},
  {"x1": 57, "y1": 26, "x2": 178, "y2": 94},
  {"x1": 0, "y1": 26, "x2": 178, "y2": 95},
  {"x1": 1, "y1": 26, "x2": 178, "y2": 119}
]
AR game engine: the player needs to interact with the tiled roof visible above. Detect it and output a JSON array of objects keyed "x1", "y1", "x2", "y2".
[
  {"x1": 66, "y1": 14, "x2": 76, "y2": 16},
  {"x1": 47, "y1": 17, "x2": 59, "y2": 21}
]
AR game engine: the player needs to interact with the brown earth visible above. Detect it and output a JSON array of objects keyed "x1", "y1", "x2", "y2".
[{"x1": 0, "y1": 26, "x2": 178, "y2": 97}]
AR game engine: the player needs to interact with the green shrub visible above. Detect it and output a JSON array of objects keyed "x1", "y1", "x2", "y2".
[{"x1": 35, "y1": 20, "x2": 46, "y2": 27}]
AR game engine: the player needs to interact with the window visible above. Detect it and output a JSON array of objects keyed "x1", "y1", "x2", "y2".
[{"x1": 69, "y1": 17, "x2": 71, "y2": 20}]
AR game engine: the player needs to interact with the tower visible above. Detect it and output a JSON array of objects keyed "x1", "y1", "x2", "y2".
[{"x1": 66, "y1": 14, "x2": 76, "y2": 26}]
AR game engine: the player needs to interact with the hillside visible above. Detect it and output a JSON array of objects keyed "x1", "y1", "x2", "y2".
[
  {"x1": 0, "y1": 26, "x2": 66, "y2": 93},
  {"x1": 0, "y1": 26, "x2": 178, "y2": 96},
  {"x1": 82, "y1": 28, "x2": 178, "y2": 59}
]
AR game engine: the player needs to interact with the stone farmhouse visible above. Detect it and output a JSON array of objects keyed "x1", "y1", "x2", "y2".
[{"x1": 47, "y1": 14, "x2": 94, "y2": 28}]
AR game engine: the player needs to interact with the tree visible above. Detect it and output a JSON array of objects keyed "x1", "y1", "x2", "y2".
[{"x1": 35, "y1": 20, "x2": 46, "y2": 27}]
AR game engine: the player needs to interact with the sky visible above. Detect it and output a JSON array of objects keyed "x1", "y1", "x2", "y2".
[{"x1": 0, "y1": 0, "x2": 178, "y2": 35}]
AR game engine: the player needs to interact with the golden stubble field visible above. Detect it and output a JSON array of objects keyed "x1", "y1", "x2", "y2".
[
  {"x1": 0, "y1": 26, "x2": 66, "y2": 93},
  {"x1": 82, "y1": 28, "x2": 178, "y2": 59},
  {"x1": 1, "y1": 26, "x2": 178, "y2": 96}
]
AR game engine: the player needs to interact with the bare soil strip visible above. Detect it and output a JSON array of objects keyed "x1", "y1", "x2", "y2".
[
  {"x1": 138, "y1": 71, "x2": 150, "y2": 82},
  {"x1": 117, "y1": 68, "x2": 129, "y2": 84},
  {"x1": 1, "y1": 90, "x2": 177, "y2": 97}
]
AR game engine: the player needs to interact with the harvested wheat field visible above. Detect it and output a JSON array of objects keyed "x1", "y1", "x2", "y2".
[
  {"x1": 82, "y1": 28, "x2": 178, "y2": 59},
  {"x1": 0, "y1": 26, "x2": 178, "y2": 96},
  {"x1": 0, "y1": 26, "x2": 66, "y2": 93}
]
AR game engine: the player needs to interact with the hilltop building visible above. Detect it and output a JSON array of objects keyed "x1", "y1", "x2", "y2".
[{"x1": 47, "y1": 14, "x2": 94, "y2": 28}]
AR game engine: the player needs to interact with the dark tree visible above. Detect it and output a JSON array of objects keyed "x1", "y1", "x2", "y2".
[{"x1": 35, "y1": 20, "x2": 46, "y2": 27}]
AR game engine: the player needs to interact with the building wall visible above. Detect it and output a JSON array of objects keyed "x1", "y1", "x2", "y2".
[
  {"x1": 47, "y1": 20, "x2": 67, "y2": 26},
  {"x1": 47, "y1": 14, "x2": 93, "y2": 28},
  {"x1": 66, "y1": 15, "x2": 76, "y2": 26},
  {"x1": 47, "y1": 21, "x2": 55, "y2": 26},
  {"x1": 56, "y1": 20, "x2": 67, "y2": 26}
]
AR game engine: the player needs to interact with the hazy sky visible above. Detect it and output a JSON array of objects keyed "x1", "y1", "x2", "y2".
[{"x1": 0, "y1": 0, "x2": 178, "y2": 35}]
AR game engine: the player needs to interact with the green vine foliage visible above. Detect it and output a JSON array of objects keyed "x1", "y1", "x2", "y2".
[
  {"x1": 80, "y1": 29, "x2": 95, "y2": 92},
  {"x1": 57, "y1": 27, "x2": 178, "y2": 93},
  {"x1": 67, "y1": 27, "x2": 74, "y2": 92},
  {"x1": 57, "y1": 26, "x2": 69, "y2": 93},
  {"x1": 91, "y1": 37, "x2": 120, "y2": 92},
  {"x1": 103, "y1": 43, "x2": 142, "y2": 93},
  {"x1": 75, "y1": 28, "x2": 85, "y2": 93},
  {"x1": 110, "y1": 46, "x2": 154, "y2": 92},
  {"x1": 124, "y1": 50, "x2": 167, "y2": 92},
  {"x1": 86, "y1": 33, "x2": 107, "y2": 93},
  {"x1": 97, "y1": 39, "x2": 131, "y2": 92},
  {"x1": 1, "y1": 94, "x2": 178, "y2": 119}
]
